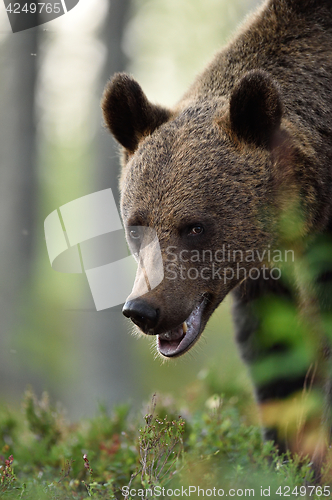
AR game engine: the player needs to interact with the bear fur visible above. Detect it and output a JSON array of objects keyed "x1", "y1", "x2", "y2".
[{"x1": 102, "y1": 0, "x2": 332, "y2": 479}]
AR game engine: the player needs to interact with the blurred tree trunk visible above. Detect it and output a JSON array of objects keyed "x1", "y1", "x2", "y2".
[
  {"x1": 96, "y1": 0, "x2": 130, "y2": 203},
  {"x1": 0, "y1": 26, "x2": 39, "y2": 396},
  {"x1": 71, "y1": 0, "x2": 141, "y2": 414}
]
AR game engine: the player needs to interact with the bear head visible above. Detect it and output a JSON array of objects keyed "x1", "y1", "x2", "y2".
[{"x1": 101, "y1": 70, "x2": 304, "y2": 358}]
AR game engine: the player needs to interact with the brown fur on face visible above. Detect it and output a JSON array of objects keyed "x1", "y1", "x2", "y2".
[
  {"x1": 100, "y1": 0, "x2": 332, "y2": 342},
  {"x1": 101, "y1": 0, "x2": 332, "y2": 346}
]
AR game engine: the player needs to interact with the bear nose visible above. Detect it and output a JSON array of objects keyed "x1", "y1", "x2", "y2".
[{"x1": 122, "y1": 299, "x2": 159, "y2": 332}]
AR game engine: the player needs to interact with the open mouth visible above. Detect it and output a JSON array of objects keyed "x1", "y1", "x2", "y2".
[{"x1": 157, "y1": 297, "x2": 207, "y2": 357}]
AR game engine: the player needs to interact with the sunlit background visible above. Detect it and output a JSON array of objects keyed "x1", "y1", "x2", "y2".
[{"x1": 0, "y1": 0, "x2": 260, "y2": 420}]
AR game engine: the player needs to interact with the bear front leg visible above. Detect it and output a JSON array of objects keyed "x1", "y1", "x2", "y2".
[{"x1": 232, "y1": 276, "x2": 330, "y2": 480}]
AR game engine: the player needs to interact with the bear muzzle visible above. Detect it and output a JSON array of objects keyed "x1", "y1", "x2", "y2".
[
  {"x1": 122, "y1": 295, "x2": 208, "y2": 357},
  {"x1": 122, "y1": 298, "x2": 159, "y2": 331}
]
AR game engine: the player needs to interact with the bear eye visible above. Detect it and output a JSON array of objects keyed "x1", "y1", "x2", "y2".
[
  {"x1": 129, "y1": 228, "x2": 141, "y2": 240},
  {"x1": 188, "y1": 225, "x2": 204, "y2": 236}
]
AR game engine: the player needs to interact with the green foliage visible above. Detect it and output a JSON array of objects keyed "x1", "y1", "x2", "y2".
[
  {"x1": 0, "y1": 454, "x2": 16, "y2": 493},
  {"x1": 128, "y1": 394, "x2": 185, "y2": 493},
  {"x1": 24, "y1": 388, "x2": 62, "y2": 450},
  {"x1": 0, "y1": 386, "x2": 330, "y2": 499}
]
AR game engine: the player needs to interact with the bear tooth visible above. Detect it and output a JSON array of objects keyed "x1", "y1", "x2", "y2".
[{"x1": 183, "y1": 321, "x2": 188, "y2": 333}]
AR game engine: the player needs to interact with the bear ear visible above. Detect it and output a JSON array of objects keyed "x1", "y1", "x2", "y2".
[
  {"x1": 229, "y1": 70, "x2": 283, "y2": 147},
  {"x1": 101, "y1": 73, "x2": 171, "y2": 154}
]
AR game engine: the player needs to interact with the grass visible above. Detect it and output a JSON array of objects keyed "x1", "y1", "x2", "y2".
[{"x1": 1, "y1": 381, "x2": 330, "y2": 500}]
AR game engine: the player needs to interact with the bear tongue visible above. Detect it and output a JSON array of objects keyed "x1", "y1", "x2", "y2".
[
  {"x1": 158, "y1": 324, "x2": 186, "y2": 342},
  {"x1": 157, "y1": 299, "x2": 206, "y2": 357}
]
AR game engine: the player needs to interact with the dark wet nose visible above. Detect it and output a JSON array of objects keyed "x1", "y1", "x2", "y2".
[{"x1": 122, "y1": 299, "x2": 159, "y2": 332}]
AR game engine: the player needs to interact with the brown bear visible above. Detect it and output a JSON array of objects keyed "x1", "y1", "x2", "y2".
[{"x1": 102, "y1": 0, "x2": 332, "y2": 479}]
